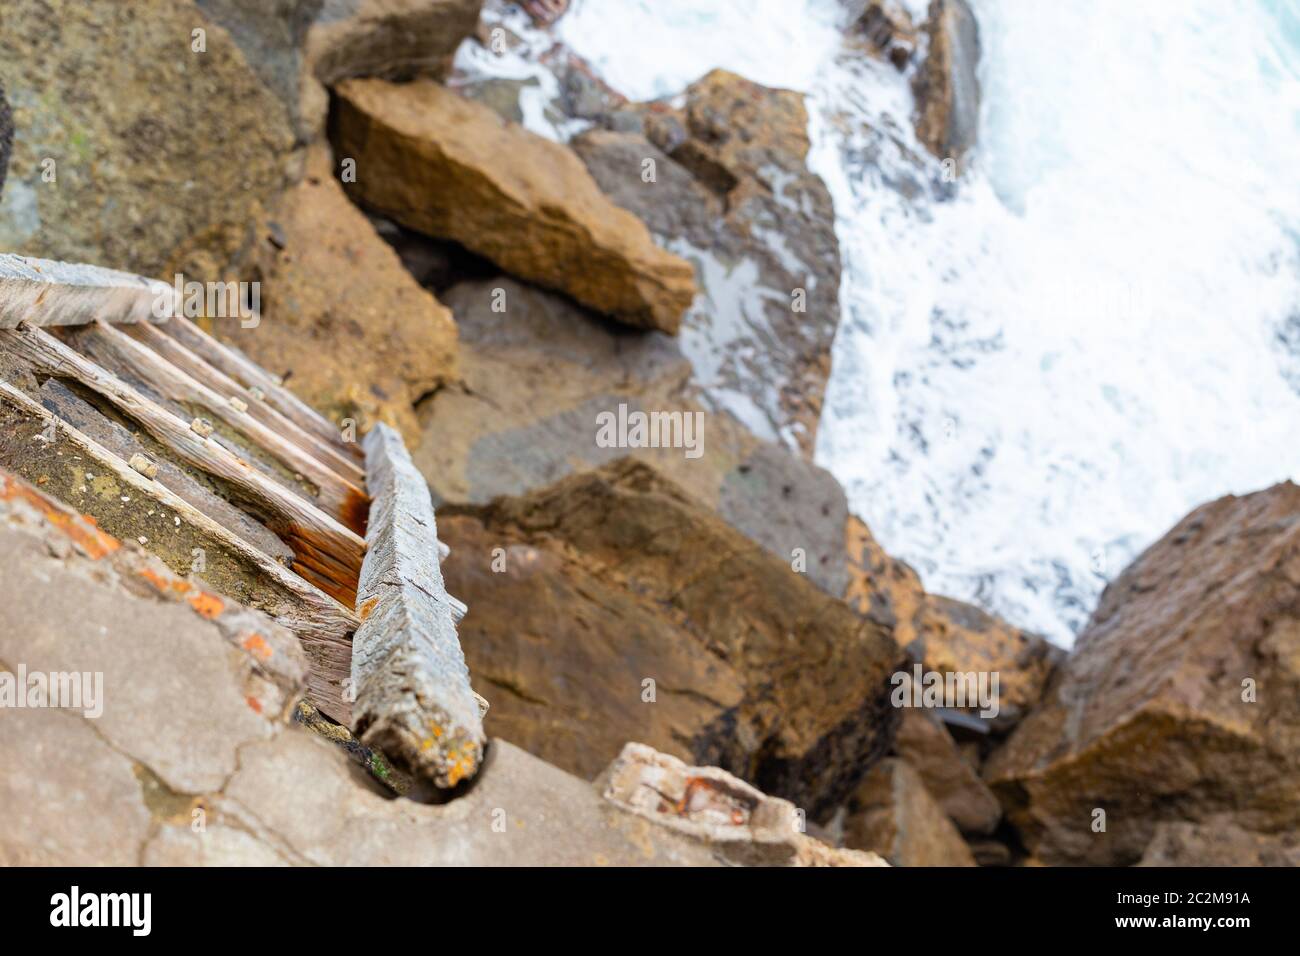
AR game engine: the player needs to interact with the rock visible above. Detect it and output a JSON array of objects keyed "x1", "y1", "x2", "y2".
[
  {"x1": 599, "y1": 743, "x2": 887, "y2": 866},
  {"x1": 0, "y1": 82, "x2": 11, "y2": 197},
  {"x1": 331, "y1": 78, "x2": 697, "y2": 333},
  {"x1": 985, "y1": 482, "x2": 1300, "y2": 865},
  {"x1": 575, "y1": 69, "x2": 843, "y2": 456},
  {"x1": 210, "y1": 146, "x2": 458, "y2": 440},
  {"x1": 1139, "y1": 820, "x2": 1300, "y2": 867},
  {"x1": 413, "y1": 277, "x2": 852, "y2": 596},
  {"x1": 306, "y1": 0, "x2": 484, "y2": 87},
  {"x1": 0, "y1": 468, "x2": 863, "y2": 866},
  {"x1": 0, "y1": 0, "x2": 296, "y2": 280},
  {"x1": 842, "y1": 758, "x2": 977, "y2": 866},
  {"x1": 911, "y1": 0, "x2": 981, "y2": 168},
  {"x1": 847, "y1": 0, "x2": 919, "y2": 70},
  {"x1": 438, "y1": 458, "x2": 903, "y2": 816},
  {"x1": 846, "y1": 515, "x2": 1062, "y2": 733},
  {"x1": 893, "y1": 709, "x2": 1001, "y2": 835}
]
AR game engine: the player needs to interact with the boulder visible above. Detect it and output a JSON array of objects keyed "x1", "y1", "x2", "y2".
[
  {"x1": 439, "y1": 458, "x2": 903, "y2": 816},
  {"x1": 846, "y1": 515, "x2": 1062, "y2": 733},
  {"x1": 911, "y1": 0, "x2": 981, "y2": 168},
  {"x1": 209, "y1": 146, "x2": 459, "y2": 440},
  {"x1": 985, "y1": 482, "x2": 1300, "y2": 865},
  {"x1": 413, "y1": 277, "x2": 851, "y2": 596},
  {"x1": 575, "y1": 69, "x2": 842, "y2": 456},
  {"x1": 1138, "y1": 820, "x2": 1300, "y2": 867},
  {"x1": 842, "y1": 758, "x2": 977, "y2": 866},
  {"x1": 0, "y1": 0, "x2": 296, "y2": 280},
  {"x1": 893, "y1": 709, "x2": 1001, "y2": 835},
  {"x1": 331, "y1": 78, "x2": 697, "y2": 332}
]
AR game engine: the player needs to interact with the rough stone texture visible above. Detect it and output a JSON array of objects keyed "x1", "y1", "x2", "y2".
[
  {"x1": 0, "y1": 253, "x2": 176, "y2": 329},
  {"x1": 846, "y1": 515, "x2": 1062, "y2": 733},
  {"x1": 0, "y1": 467, "x2": 862, "y2": 867},
  {"x1": 210, "y1": 146, "x2": 458, "y2": 440},
  {"x1": 351, "y1": 424, "x2": 484, "y2": 789},
  {"x1": 1138, "y1": 820, "x2": 1300, "y2": 867},
  {"x1": 599, "y1": 743, "x2": 887, "y2": 866},
  {"x1": 0, "y1": 81, "x2": 11, "y2": 197},
  {"x1": 439, "y1": 458, "x2": 903, "y2": 817},
  {"x1": 842, "y1": 758, "x2": 977, "y2": 866},
  {"x1": 307, "y1": 0, "x2": 484, "y2": 86},
  {"x1": 576, "y1": 69, "x2": 843, "y2": 456},
  {"x1": 413, "y1": 277, "x2": 851, "y2": 597},
  {"x1": 985, "y1": 482, "x2": 1300, "y2": 866},
  {"x1": 0, "y1": 0, "x2": 295, "y2": 281},
  {"x1": 893, "y1": 709, "x2": 1000, "y2": 836},
  {"x1": 846, "y1": 0, "x2": 919, "y2": 71},
  {"x1": 331, "y1": 77, "x2": 697, "y2": 333},
  {"x1": 911, "y1": 0, "x2": 981, "y2": 168}
]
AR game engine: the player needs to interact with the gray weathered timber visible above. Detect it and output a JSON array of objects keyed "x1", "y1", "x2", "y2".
[
  {"x1": 0, "y1": 253, "x2": 178, "y2": 328},
  {"x1": 352, "y1": 424, "x2": 485, "y2": 789}
]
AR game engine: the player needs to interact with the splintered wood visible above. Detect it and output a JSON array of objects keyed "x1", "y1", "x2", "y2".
[
  {"x1": 351, "y1": 424, "x2": 485, "y2": 789},
  {"x1": 0, "y1": 253, "x2": 177, "y2": 328}
]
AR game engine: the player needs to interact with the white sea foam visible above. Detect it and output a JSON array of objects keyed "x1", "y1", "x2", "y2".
[{"x1": 466, "y1": 0, "x2": 1300, "y2": 643}]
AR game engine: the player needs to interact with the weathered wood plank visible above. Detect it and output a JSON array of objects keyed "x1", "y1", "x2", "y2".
[
  {"x1": 0, "y1": 378, "x2": 357, "y2": 722},
  {"x1": 352, "y1": 423, "x2": 485, "y2": 789},
  {"x1": 121, "y1": 320, "x2": 367, "y2": 486},
  {"x1": 0, "y1": 253, "x2": 177, "y2": 328},
  {"x1": 0, "y1": 325, "x2": 366, "y2": 599},
  {"x1": 158, "y1": 315, "x2": 364, "y2": 463},
  {"x1": 66, "y1": 320, "x2": 370, "y2": 533}
]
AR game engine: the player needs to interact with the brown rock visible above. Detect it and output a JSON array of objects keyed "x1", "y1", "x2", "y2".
[
  {"x1": 985, "y1": 482, "x2": 1300, "y2": 865},
  {"x1": 1139, "y1": 820, "x2": 1300, "y2": 867},
  {"x1": 911, "y1": 0, "x2": 981, "y2": 168},
  {"x1": 0, "y1": 0, "x2": 295, "y2": 280},
  {"x1": 307, "y1": 0, "x2": 484, "y2": 87},
  {"x1": 331, "y1": 78, "x2": 697, "y2": 332},
  {"x1": 842, "y1": 758, "x2": 977, "y2": 866},
  {"x1": 846, "y1": 515, "x2": 1062, "y2": 733},
  {"x1": 440, "y1": 458, "x2": 903, "y2": 816},
  {"x1": 413, "y1": 277, "x2": 852, "y2": 597},
  {"x1": 211, "y1": 146, "x2": 458, "y2": 440},
  {"x1": 894, "y1": 709, "x2": 1001, "y2": 835}
]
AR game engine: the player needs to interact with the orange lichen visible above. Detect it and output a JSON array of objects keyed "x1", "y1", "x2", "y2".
[
  {"x1": 136, "y1": 567, "x2": 193, "y2": 597},
  {"x1": 358, "y1": 596, "x2": 379, "y2": 621},
  {"x1": 241, "y1": 633, "x2": 274, "y2": 661},
  {"x1": 2, "y1": 472, "x2": 120, "y2": 560},
  {"x1": 245, "y1": 696, "x2": 263, "y2": 714},
  {"x1": 186, "y1": 591, "x2": 225, "y2": 620}
]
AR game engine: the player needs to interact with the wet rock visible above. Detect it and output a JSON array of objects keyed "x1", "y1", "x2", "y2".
[
  {"x1": 842, "y1": 758, "x2": 977, "y2": 866},
  {"x1": 211, "y1": 145, "x2": 459, "y2": 440},
  {"x1": 847, "y1": 0, "x2": 919, "y2": 70},
  {"x1": 576, "y1": 70, "x2": 842, "y2": 456},
  {"x1": 414, "y1": 277, "x2": 853, "y2": 596},
  {"x1": 985, "y1": 482, "x2": 1300, "y2": 865},
  {"x1": 439, "y1": 458, "x2": 903, "y2": 817},
  {"x1": 331, "y1": 77, "x2": 697, "y2": 332},
  {"x1": 911, "y1": 0, "x2": 981, "y2": 169}
]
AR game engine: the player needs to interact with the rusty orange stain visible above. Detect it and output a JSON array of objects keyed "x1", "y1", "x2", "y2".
[
  {"x1": 241, "y1": 633, "x2": 274, "y2": 661},
  {"x1": 245, "y1": 695, "x2": 263, "y2": 714},
  {"x1": 187, "y1": 591, "x2": 224, "y2": 620},
  {"x1": 1, "y1": 472, "x2": 120, "y2": 560},
  {"x1": 136, "y1": 566, "x2": 193, "y2": 597},
  {"x1": 358, "y1": 596, "x2": 379, "y2": 621}
]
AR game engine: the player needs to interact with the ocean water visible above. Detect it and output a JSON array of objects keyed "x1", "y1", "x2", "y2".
[{"x1": 466, "y1": 0, "x2": 1300, "y2": 644}]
